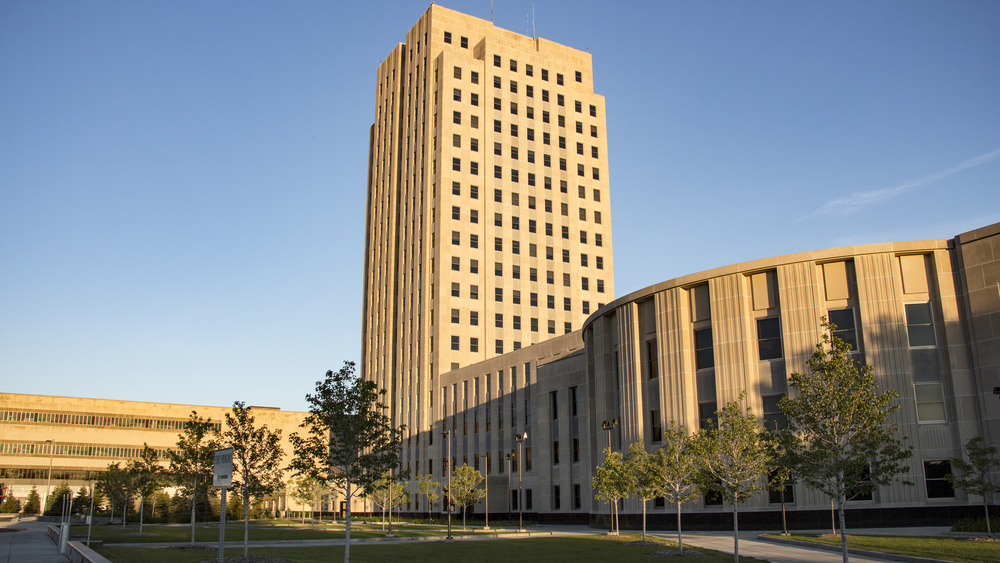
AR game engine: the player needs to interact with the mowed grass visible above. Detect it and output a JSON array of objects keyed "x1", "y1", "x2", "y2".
[
  {"x1": 95, "y1": 533, "x2": 766, "y2": 563},
  {"x1": 769, "y1": 533, "x2": 1000, "y2": 563},
  {"x1": 87, "y1": 521, "x2": 446, "y2": 543}
]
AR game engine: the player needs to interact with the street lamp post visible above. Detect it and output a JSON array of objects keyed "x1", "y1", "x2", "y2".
[
  {"x1": 514, "y1": 432, "x2": 527, "y2": 532},
  {"x1": 44, "y1": 439, "x2": 55, "y2": 516},
  {"x1": 483, "y1": 455, "x2": 489, "y2": 530},
  {"x1": 602, "y1": 419, "x2": 618, "y2": 535},
  {"x1": 505, "y1": 453, "x2": 513, "y2": 520},
  {"x1": 444, "y1": 423, "x2": 453, "y2": 541}
]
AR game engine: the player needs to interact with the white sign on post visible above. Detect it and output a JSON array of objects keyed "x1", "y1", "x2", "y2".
[{"x1": 213, "y1": 447, "x2": 233, "y2": 488}]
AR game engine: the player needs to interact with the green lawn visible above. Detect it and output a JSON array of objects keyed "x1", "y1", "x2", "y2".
[
  {"x1": 86, "y1": 521, "x2": 453, "y2": 543},
  {"x1": 766, "y1": 533, "x2": 1000, "y2": 563},
  {"x1": 95, "y1": 533, "x2": 765, "y2": 562}
]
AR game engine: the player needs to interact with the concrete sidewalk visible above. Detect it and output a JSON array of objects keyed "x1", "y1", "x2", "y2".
[
  {"x1": 0, "y1": 518, "x2": 69, "y2": 563},
  {"x1": 663, "y1": 530, "x2": 904, "y2": 563}
]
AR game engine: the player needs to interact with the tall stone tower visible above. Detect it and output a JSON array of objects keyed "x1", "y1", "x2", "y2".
[{"x1": 362, "y1": 4, "x2": 614, "y2": 457}]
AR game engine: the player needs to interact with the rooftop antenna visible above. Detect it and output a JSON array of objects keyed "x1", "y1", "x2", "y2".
[
  {"x1": 532, "y1": 4, "x2": 536, "y2": 39},
  {"x1": 491, "y1": 0, "x2": 494, "y2": 24}
]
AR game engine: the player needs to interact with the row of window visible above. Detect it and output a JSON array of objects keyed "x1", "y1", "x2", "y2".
[
  {"x1": 449, "y1": 109, "x2": 600, "y2": 140},
  {"x1": 447, "y1": 232, "x2": 606, "y2": 264},
  {"x1": 449, "y1": 178, "x2": 603, "y2": 202},
  {"x1": 1, "y1": 441, "x2": 172, "y2": 460},
  {"x1": 0, "y1": 409, "x2": 219, "y2": 432},
  {"x1": 446, "y1": 282, "x2": 606, "y2": 302},
  {"x1": 489, "y1": 51, "x2": 584, "y2": 85},
  {"x1": 448, "y1": 201, "x2": 604, "y2": 225},
  {"x1": 486, "y1": 94, "x2": 598, "y2": 123},
  {"x1": 483, "y1": 137, "x2": 601, "y2": 160},
  {"x1": 450, "y1": 308, "x2": 597, "y2": 329}
]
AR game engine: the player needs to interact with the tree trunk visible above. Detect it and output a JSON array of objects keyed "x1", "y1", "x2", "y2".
[
  {"x1": 190, "y1": 488, "x2": 197, "y2": 543},
  {"x1": 243, "y1": 484, "x2": 251, "y2": 557},
  {"x1": 139, "y1": 497, "x2": 144, "y2": 534},
  {"x1": 122, "y1": 498, "x2": 128, "y2": 529},
  {"x1": 344, "y1": 477, "x2": 352, "y2": 563},
  {"x1": 985, "y1": 499, "x2": 993, "y2": 538},
  {"x1": 676, "y1": 500, "x2": 683, "y2": 551},
  {"x1": 732, "y1": 504, "x2": 739, "y2": 563},
  {"x1": 642, "y1": 502, "x2": 647, "y2": 541},
  {"x1": 462, "y1": 505, "x2": 466, "y2": 530},
  {"x1": 838, "y1": 495, "x2": 849, "y2": 563}
]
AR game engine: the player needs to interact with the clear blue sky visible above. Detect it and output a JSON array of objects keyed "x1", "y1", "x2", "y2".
[{"x1": 2, "y1": 1, "x2": 997, "y2": 413}]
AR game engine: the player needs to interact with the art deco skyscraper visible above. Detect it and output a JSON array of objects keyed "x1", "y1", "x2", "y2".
[{"x1": 362, "y1": 5, "x2": 614, "y2": 440}]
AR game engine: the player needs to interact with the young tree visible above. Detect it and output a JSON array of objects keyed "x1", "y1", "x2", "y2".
[
  {"x1": 368, "y1": 471, "x2": 407, "y2": 534},
  {"x1": 223, "y1": 401, "x2": 286, "y2": 556},
  {"x1": 289, "y1": 476, "x2": 326, "y2": 526},
  {"x1": 592, "y1": 447, "x2": 630, "y2": 534},
  {"x1": 127, "y1": 444, "x2": 162, "y2": 534},
  {"x1": 652, "y1": 422, "x2": 701, "y2": 552},
  {"x1": 947, "y1": 435, "x2": 1000, "y2": 537},
  {"x1": 71, "y1": 486, "x2": 91, "y2": 515},
  {"x1": 100, "y1": 462, "x2": 138, "y2": 527},
  {"x1": 780, "y1": 318, "x2": 912, "y2": 563},
  {"x1": 447, "y1": 464, "x2": 486, "y2": 530},
  {"x1": 23, "y1": 487, "x2": 41, "y2": 514},
  {"x1": 624, "y1": 442, "x2": 662, "y2": 542},
  {"x1": 765, "y1": 426, "x2": 797, "y2": 536},
  {"x1": 415, "y1": 473, "x2": 440, "y2": 520},
  {"x1": 289, "y1": 361, "x2": 404, "y2": 563},
  {"x1": 693, "y1": 396, "x2": 773, "y2": 563},
  {"x1": 43, "y1": 481, "x2": 73, "y2": 517},
  {"x1": 168, "y1": 411, "x2": 221, "y2": 543},
  {"x1": 1, "y1": 491, "x2": 21, "y2": 513}
]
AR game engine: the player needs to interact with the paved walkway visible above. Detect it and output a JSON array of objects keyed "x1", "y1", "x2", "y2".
[
  {"x1": 661, "y1": 530, "x2": 901, "y2": 563},
  {"x1": 0, "y1": 518, "x2": 68, "y2": 563},
  {"x1": 0, "y1": 518, "x2": 958, "y2": 563}
]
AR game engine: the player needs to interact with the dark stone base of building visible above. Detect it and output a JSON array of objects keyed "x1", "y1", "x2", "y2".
[{"x1": 406, "y1": 504, "x2": 991, "y2": 531}]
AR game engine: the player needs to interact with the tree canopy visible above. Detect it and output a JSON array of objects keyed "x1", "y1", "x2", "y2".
[
  {"x1": 592, "y1": 446, "x2": 630, "y2": 534},
  {"x1": 780, "y1": 317, "x2": 911, "y2": 563},
  {"x1": 224, "y1": 400, "x2": 285, "y2": 555},
  {"x1": 289, "y1": 361, "x2": 404, "y2": 563},
  {"x1": 693, "y1": 396, "x2": 773, "y2": 563},
  {"x1": 168, "y1": 411, "x2": 220, "y2": 543},
  {"x1": 447, "y1": 464, "x2": 485, "y2": 530},
  {"x1": 947, "y1": 435, "x2": 1000, "y2": 537},
  {"x1": 652, "y1": 422, "x2": 701, "y2": 551}
]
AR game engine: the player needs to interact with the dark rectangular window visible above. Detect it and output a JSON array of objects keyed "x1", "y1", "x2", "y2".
[
  {"x1": 757, "y1": 317, "x2": 783, "y2": 360},
  {"x1": 924, "y1": 460, "x2": 955, "y2": 498},
  {"x1": 906, "y1": 302, "x2": 936, "y2": 347},
  {"x1": 828, "y1": 308, "x2": 858, "y2": 351},
  {"x1": 647, "y1": 340, "x2": 658, "y2": 379},
  {"x1": 651, "y1": 409, "x2": 662, "y2": 442},
  {"x1": 699, "y1": 401, "x2": 718, "y2": 429},
  {"x1": 762, "y1": 394, "x2": 787, "y2": 430},
  {"x1": 695, "y1": 328, "x2": 714, "y2": 370}
]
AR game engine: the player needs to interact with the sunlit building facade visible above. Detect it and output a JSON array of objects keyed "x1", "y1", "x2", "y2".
[{"x1": 360, "y1": 4, "x2": 614, "y2": 488}]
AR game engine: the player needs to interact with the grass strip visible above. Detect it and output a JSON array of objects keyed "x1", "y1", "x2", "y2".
[
  {"x1": 95, "y1": 533, "x2": 766, "y2": 562},
  {"x1": 764, "y1": 533, "x2": 1000, "y2": 563}
]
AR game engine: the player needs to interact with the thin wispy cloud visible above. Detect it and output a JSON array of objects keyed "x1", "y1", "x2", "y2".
[{"x1": 799, "y1": 148, "x2": 1000, "y2": 221}]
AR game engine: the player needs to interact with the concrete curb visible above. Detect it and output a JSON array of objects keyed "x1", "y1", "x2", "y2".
[{"x1": 757, "y1": 534, "x2": 954, "y2": 563}]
